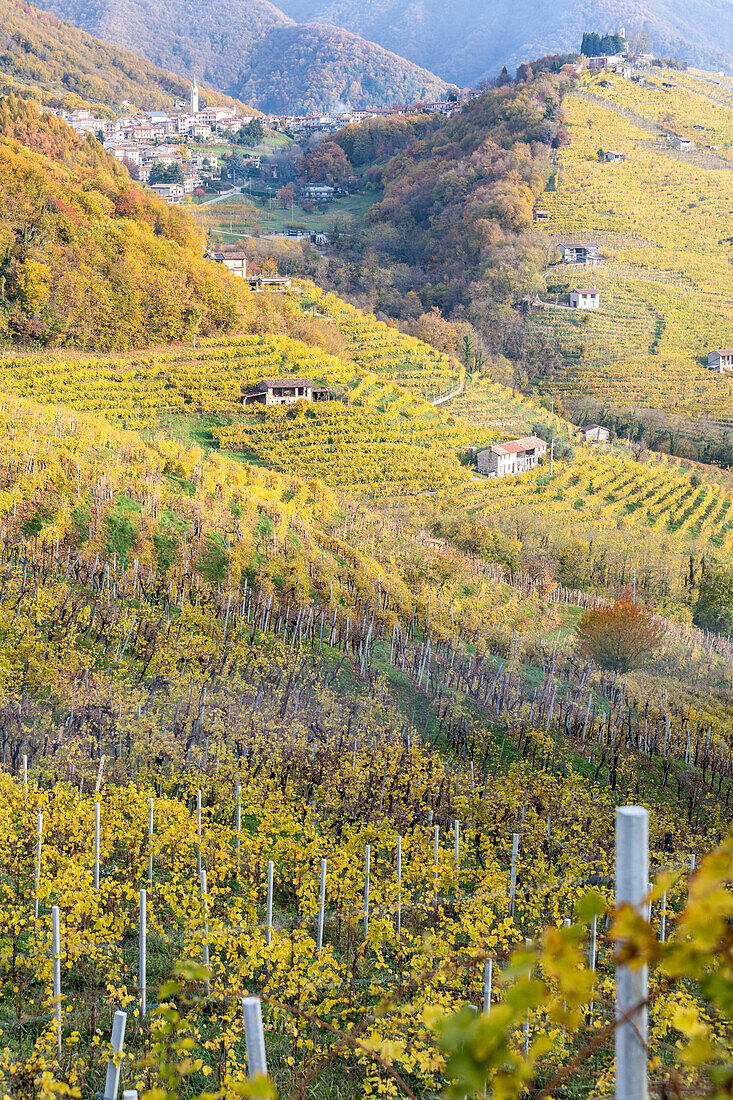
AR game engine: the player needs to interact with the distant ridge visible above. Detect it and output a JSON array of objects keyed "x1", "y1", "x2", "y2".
[
  {"x1": 0, "y1": 0, "x2": 242, "y2": 111},
  {"x1": 274, "y1": 0, "x2": 733, "y2": 86},
  {"x1": 27, "y1": 0, "x2": 449, "y2": 113}
]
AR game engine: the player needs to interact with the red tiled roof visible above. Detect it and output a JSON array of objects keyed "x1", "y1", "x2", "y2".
[{"x1": 492, "y1": 435, "x2": 547, "y2": 455}]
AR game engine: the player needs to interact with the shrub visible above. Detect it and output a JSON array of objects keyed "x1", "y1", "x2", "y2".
[{"x1": 575, "y1": 591, "x2": 664, "y2": 671}]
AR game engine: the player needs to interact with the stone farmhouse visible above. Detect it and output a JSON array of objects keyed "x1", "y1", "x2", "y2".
[
  {"x1": 707, "y1": 349, "x2": 733, "y2": 372},
  {"x1": 604, "y1": 150, "x2": 627, "y2": 163},
  {"x1": 476, "y1": 436, "x2": 547, "y2": 478},
  {"x1": 578, "y1": 423, "x2": 610, "y2": 442},
  {"x1": 241, "y1": 378, "x2": 333, "y2": 406},
  {"x1": 570, "y1": 288, "x2": 600, "y2": 309},
  {"x1": 558, "y1": 243, "x2": 602, "y2": 265}
]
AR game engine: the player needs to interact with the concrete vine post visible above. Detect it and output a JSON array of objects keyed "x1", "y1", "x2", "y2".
[
  {"x1": 139, "y1": 889, "x2": 147, "y2": 1019},
  {"x1": 482, "y1": 958, "x2": 492, "y2": 1015},
  {"x1": 242, "y1": 996, "x2": 268, "y2": 1079},
  {"x1": 317, "y1": 858, "x2": 327, "y2": 955},
  {"x1": 103, "y1": 1010, "x2": 127, "y2": 1100},
  {"x1": 200, "y1": 868, "x2": 211, "y2": 996},
  {"x1": 615, "y1": 806, "x2": 649, "y2": 1100},
  {"x1": 147, "y1": 799, "x2": 154, "y2": 889},
  {"x1": 196, "y1": 789, "x2": 202, "y2": 880},
  {"x1": 509, "y1": 833, "x2": 520, "y2": 918},
  {"x1": 33, "y1": 810, "x2": 42, "y2": 924},
  {"x1": 51, "y1": 905, "x2": 62, "y2": 1058},
  {"x1": 94, "y1": 801, "x2": 101, "y2": 892},
  {"x1": 265, "y1": 859, "x2": 274, "y2": 946},
  {"x1": 589, "y1": 913, "x2": 598, "y2": 1022}
]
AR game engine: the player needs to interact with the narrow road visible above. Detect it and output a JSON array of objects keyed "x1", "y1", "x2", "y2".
[
  {"x1": 196, "y1": 187, "x2": 244, "y2": 206},
  {"x1": 431, "y1": 377, "x2": 465, "y2": 407}
]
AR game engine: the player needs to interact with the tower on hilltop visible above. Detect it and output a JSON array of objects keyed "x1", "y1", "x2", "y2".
[{"x1": 191, "y1": 75, "x2": 199, "y2": 115}]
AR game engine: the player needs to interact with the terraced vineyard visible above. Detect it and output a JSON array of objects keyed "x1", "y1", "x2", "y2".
[
  {"x1": 0, "y1": 298, "x2": 569, "y2": 497},
  {"x1": 448, "y1": 376, "x2": 570, "y2": 436},
  {"x1": 532, "y1": 70, "x2": 733, "y2": 418},
  {"x1": 213, "y1": 397, "x2": 473, "y2": 493},
  {"x1": 526, "y1": 278, "x2": 658, "y2": 364},
  {"x1": 399, "y1": 447, "x2": 733, "y2": 599},
  {"x1": 0, "y1": 335, "x2": 355, "y2": 427},
  {"x1": 307, "y1": 288, "x2": 463, "y2": 399}
]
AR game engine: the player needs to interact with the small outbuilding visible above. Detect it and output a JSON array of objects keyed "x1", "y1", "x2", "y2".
[
  {"x1": 241, "y1": 378, "x2": 333, "y2": 405},
  {"x1": 570, "y1": 288, "x2": 600, "y2": 309},
  {"x1": 578, "y1": 423, "x2": 610, "y2": 443},
  {"x1": 558, "y1": 243, "x2": 602, "y2": 265}
]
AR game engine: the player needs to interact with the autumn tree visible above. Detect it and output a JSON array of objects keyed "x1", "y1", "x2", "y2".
[
  {"x1": 297, "y1": 142, "x2": 350, "y2": 187},
  {"x1": 277, "y1": 183, "x2": 294, "y2": 209},
  {"x1": 575, "y1": 592, "x2": 664, "y2": 672}
]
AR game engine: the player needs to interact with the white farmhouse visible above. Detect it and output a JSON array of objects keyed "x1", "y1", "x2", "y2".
[
  {"x1": 570, "y1": 288, "x2": 600, "y2": 309},
  {"x1": 476, "y1": 436, "x2": 547, "y2": 478}
]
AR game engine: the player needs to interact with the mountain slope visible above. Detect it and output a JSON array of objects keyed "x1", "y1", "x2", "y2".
[
  {"x1": 274, "y1": 0, "x2": 733, "y2": 86},
  {"x1": 0, "y1": 0, "x2": 240, "y2": 111},
  {"x1": 28, "y1": 0, "x2": 448, "y2": 112}
]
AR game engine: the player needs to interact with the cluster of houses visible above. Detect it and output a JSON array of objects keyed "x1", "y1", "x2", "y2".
[
  {"x1": 52, "y1": 79, "x2": 475, "y2": 205},
  {"x1": 51, "y1": 79, "x2": 256, "y2": 203},
  {"x1": 271, "y1": 95, "x2": 473, "y2": 137}
]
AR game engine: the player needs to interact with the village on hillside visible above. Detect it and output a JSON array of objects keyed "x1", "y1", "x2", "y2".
[{"x1": 40, "y1": 25, "x2": 701, "y2": 213}]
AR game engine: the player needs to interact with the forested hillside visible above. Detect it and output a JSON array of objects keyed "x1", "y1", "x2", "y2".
[
  {"x1": 0, "y1": 0, "x2": 239, "y2": 111},
  {"x1": 0, "y1": 95, "x2": 242, "y2": 346},
  {"x1": 28, "y1": 0, "x2": 448, "y2": 112},
  {"x1": 323, "y1": 70, "x2": 567, "y2": 358}
]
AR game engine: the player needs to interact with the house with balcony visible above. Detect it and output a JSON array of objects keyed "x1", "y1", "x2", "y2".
[{"x1": 707, "y1": 349, "x2": 733, "y2": 372}]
